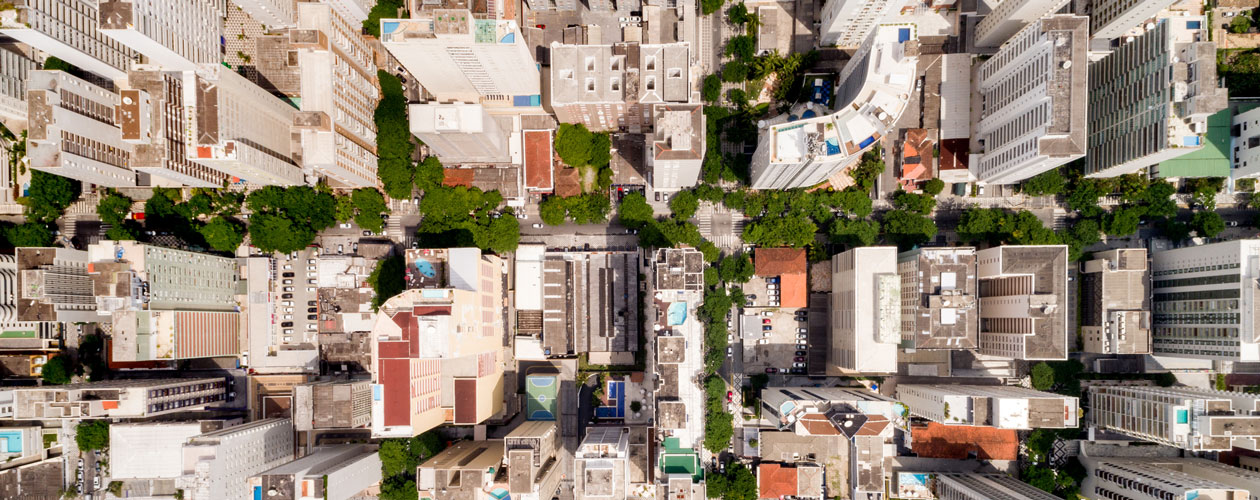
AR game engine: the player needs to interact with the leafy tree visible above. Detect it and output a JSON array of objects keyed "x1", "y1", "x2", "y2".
[
  {"x1": 849, "y1": 147, "x2": 885, "y2": 192},
  {"x1": 702, "y1": 74, "x2": 722, "y2": 102},
  {"x1": 41, "y1": 355, "x2": 71, "y2": 385},
  {"x1": 415, "y1": 156, "x2": 446, "y2": 192},
  {"x1": 669, "y1": 190, "x2": 700, "y2": 220},
  {"x1": 555, "y1": 123, "x2": 594, "y2": 167},
  {"x1": 42, "y1": 56, "x2": 74, "y2": 72},
  {"x1": 831, "y1": 188, "x2": 873, "y2": 218},
  {"x1": 75, "y1": 420, "x2": 109, "y2": 452},
  {"x1": 725, "y1": 35, "x2": 756, "y2": 62},
  {"x1": 727, "y1": 2, "x2": 749, "y2": 24},
  {"x1": 24, "y1": 170, "x2": 79, "y2": 223},
  {"x1": 922, "y1": 178, "x2": 945, "y2": 196},
  {"x1": 718, "y1": 253, "x2": 754, "y2": 283},
  {"x1": 565, "y1": 194, "x2": 611, "y2": 224},
  {"x1": 376, "y1": 70, "x2": 416, "y2": 198},
  {"x1": 701, "y1": 0, "x2": 725, "y2": 14},
  {"x1": 722, "y1": 60, "x2": 748, "y2": 82},
  {"x1": 741, "y1": 216, "x2": 817, "y2": 248},
  {"x1": 335, "y1": 195, "x2": 355, "y2": 223},
  {"x1": 352, "y1": 188, "x2": 390, "y2": 233},
  {"x1": 1104, "y1": 205, "x2": 1144, "y2": 237},
  {"x1": 198, "y1": 217, "x2": 245, "y2": 253},
  {"x1": 1031, "y1": 362, "x2": 1055, "y2": 390},
  {"x1": 589, "y1": 132, "x2": 612, "y2": 169},
  {"x1": 1190, "y1": 177, "x2": 1225, "y2": 210},
  {"x1": 703, "y1": 267, "x2": 720, "y2": 287},
  {"x1": 246, "y1": 185, "x2": 337, "y2": 253},
  {"x1": 1021, "y1": 169, "x2": 1066, "y2": 196},
  {"x1": 379, "y1": 477, "x2": 418, "y2": 500},
  {"x1": 96, "y1": 190, "x2": 133, "y2": 226},
  {"x1": 6, "y1": 223, "x2": 53, "y2": 247},
  {"x1": 596, "y1": 166, "x2": 614, "y2": 192},
  {"x1": 1141, "y1": 180, "x2": 1178, "y2": 219},
  {"x1": 1116, "y1": 173, "x2": 1149, "y2": 202},
  {"x1": 697, "y1": 240, "x2": 721, "y2": 262},
  {"x1": 892, "y1": 190, "x2": 936, "y2": 215},
  {"x1": 368, "y1": 255, "x2": 405, "y2": 310},
  {"x1": 105, "y1": 222, "x2": 139, "y2": 241},
  {"x1": 378, "y1": 159, "x2": 416, "y2": 200},
  {"x1": 539, "y1": 197, "x2": 567, "y2": 226},
  {"x1": 830, "y1": 218, "x2": 879, "y2": 247},
  {"x1": 1066, "y1": 178, "x2": 1106, "y2": 218},
  {"x1": 703, "y1": 375, "x2": 734, "y2": 451},
  {"x1": 364, "y1": 0, "x2": 405, "y2": 37},
  {"x1": 882, "y1": 210, "x2": 937, "y2": 248},
  {"x1": 724, "y1": 464, "x2": 758, "y2": 500},
  {"x1": 1232, "y1": 14, "x2": 1253, "y2": 34},
  {"x1": 1158, "y1": 217, "x2": 1192, "y2": 242},
  {"x1": 706, "y1": 473, "x2": 728, "y2": 498},
  {"x1": 108, "y1": 481, "x2": 124, "y2": 497},
  {"x1": 956, "y1": 207, "x2": 1003, "y2": 244},
  {"x1": 248, "y1": 214, "x2": 314, "y2": 254},
  {"x1": 617, "y1": 192, "x2": 655, "y2": 229},
  {"x1": 1192, "y1": 210, "x2": 1225, "y2": 238},
  {"x1": 478, "y1": 216, "x2": 520, "y2": 254},
  {"x1": 726, "y1": 88, "x2": 748, "y2": 107}
]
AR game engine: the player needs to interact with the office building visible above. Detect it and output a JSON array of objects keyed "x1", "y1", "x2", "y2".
[
  {"x1": 409, "y1": 103, "x2": 512, "y2": 164},
  {"x1": 231, "y1": 0, "x2": 296, "y2": 29},
  {"x1": 110, "y1": 421, "x2": 229, "y2": 479},
  {"x1": 291, "y1": 1, "x2": 379, "y2": 188},
  {"x1": 976, "y1": 245, "x2": 1069, "y2": 360},
  {"x1": 25, "y1": 70, "x2": 136, "y2": 187},
  {"x1": 15, "y1": 247, "x2": 97, "y2": 323},
  {"x1": 818, "y1": 0, "x2": 899, "y2": 48},
  {"x1": 1081, "y1": 457, "x2": 1259, "y2": 500},
  {"x1": 897, "y1": 247, "x2": 978, "y2": 350},
  {"x1": 830, "y1": 247, "x2": 900, "y2": 374},
  {"x1": 370, "y1": 248, "x2": 505, "y2": 438},
  {"x1": 416, "y1": 440, "x2": 506, "y2": 500},
  {"x1": 524, "y1": 0, "x2": 578, "y2": 11},
  {"x1": 248, "y1": 445, "x2": 382, "y2": 500},
  {"x1": 1089, "y1": 0, "x2": 1179, "y2": 39},
  {"x1": 648, "y1": 104, "x2": 705, "y2": 192},
  {"x1": 574, "y1": 427, "x2": 630, "y2": 500},
  {"x1": 10, "y1": 378, "x2": 228, "y2": 420},
  {"x1": 1087, "y1": 19, "x2": 1226, "y2": 178},
  {"x1": 1080, "y1": 248, "x2": 1150, "y2": 354},
  {"x1": 0, "y1": 0, "x2": 135, "y2": 81},
  {"x1": 98, "y1": 0, "x2": 222, "y2": 71},
  {"x1": 180, "y1": 419, "x2": 295, "y2": 500},
  {"x1": 1150, "y1": 239, "x2": 1260, "y2": 361},
  {"x1": 912, "y1": 472, "x2": 1061, "y2": 500},
  {"x1": 324, "y1": 0, "x2": 373, "y2": 23},
  {"x1": 750, "y1": 25, "x2": 917, "y2": 189},
  {"x1": 973, "y1": 16, "x2": 1087, "y2": 185},
  {"x1": 537, "y1": 249, "x2": 639, "y2": 362},
  {"x1": 974, "y1": 0, "x2": 1070, "y2": 48},
  {"x1": 292, "y1": 380, "x2": 372, "y2": 431},
  {"x1": 381, "y1": 10, "x2": 540, "y2": 103},
  {"x1": 0, "y1": 46, "x2": 36, "y2": 123},
  {"x1": 87, "y1": 241, "x2": 241, "y2": 361},
  {"x1": 121, "y1": 69, "x2": 231, "y2": 187},
  {"x1": 1090, "y1": 385, "x2": 1260, "y2": 451},
  {"x1": 178, "y1": 65, "x2": 304, "y2": 185},
  {"x1": 895, "y1": 384, "x2": 1078, "y2": 429},
  {"x1": 760, "y1": 386, "x2": 901, "y2": 430},
  {"x1": 505, "y1": 421, "x2": 563, "y2": 500},
  {"x1": 549, "y1": 42, "x2": 691, "y2": 133}
]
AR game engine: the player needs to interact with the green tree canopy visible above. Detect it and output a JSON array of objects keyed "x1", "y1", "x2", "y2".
[
  {"x1": 722, "y1": 60, "x2": 748, "y2": 82},
  {"x1": 198, "y1": 217, "x2": 246, "y2": 253},
  {"x1": 539, "y1": 196, "x2": 567, "y2": 226},
  {"x1": 1192, "y1": 210, "x2": 1225, "y2": 238},
  {"x1": 368, "y1": 255, "x2": 405, "y2": 310},
  {"x1": 376, "y1": 70, "x2": 416, "y2": 198},
  {"x1": 617, "y1": 192, "x2": 655, "y2": 229},
  {"x1": 1031, "y1": 362, "x2": 1055, "y2": 390},
  {"x1": 882, "y1": 210, "x2": 937, "y2": 248},
  {"x1": 352, "y1": 188, "x2": 390, "y2": 233},
  {"x1": 668, "y1": 190, "x2": 700, "y2": 220},
  {"x1": 892, "y1": 190, "x2": 936, "y2": 215},
  {"x1": 717, "y1": 253, "x2": 754, "y2": 283},
  {"x1": 742, "y1": 216, "x2": 817, "y2": 248},
  {"x1": 555, "y1": 123, "x2": 594, "y2": 167},
  {"x1": 849, "y1": 147, "x2": 885, "y2": 192},
  {"x1": 829, "y1": 218, "x2": 879, "y2": 248},
  {"x1": 725, "y1": 35, "x2": 756, "y2": 62},
  {"x1": 6, "y1": 222, "x2": 53, "y2": 247},
  {"x1": 24, "y1": 170, "x2": 80, "y2": 223},
  {"x1": 75, "y1": 420, "x2": 109, "y2": 452},
  {"x1": 41, "y1": 355, "x2": 71, "y2": 385},
  {"x1": 415, "y1": 156, "x2": 446, "y2": 192},
  {"x1": 1021, "y1": 169, "x2": 1066, "y2": 196},
  {"x1": 96, "y1": 190, "x2": 133, "y2": 226},
  {"x1": 922, "y1": 178, "x2": 945, "y2": 196},
  {"x1": 702, "y1": 74, "x2": 722, "y2": 102}
]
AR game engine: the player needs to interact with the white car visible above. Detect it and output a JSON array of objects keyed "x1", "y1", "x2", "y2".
[
  {"x1": 532, "y1": 223, "x2": 544, "y2": 228},
  {"x1": 757, "y1": 338, "x2": 769, "y2": 345},
  {"x1": 339, "y1": 223, "x2": 352, "y2": 229},
  {"x1": 761, "y1": 311, "x2": 773, "y2": 317},
  {"x1": 517, "y1": 213, "x2": 528, "y2": 220}
]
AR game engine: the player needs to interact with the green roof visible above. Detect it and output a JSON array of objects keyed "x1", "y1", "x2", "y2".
[
  {"x1": 1156, "y1": 108, "x2": 1231, "y2": 178},
  {"x1": 658, "y1": 437, "x2": 703, "y2": 481}
]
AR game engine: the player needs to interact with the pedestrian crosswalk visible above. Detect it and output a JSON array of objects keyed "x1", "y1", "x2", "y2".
[{"x1": 697, "y1": 207, "x2": 746, "y2": 251}]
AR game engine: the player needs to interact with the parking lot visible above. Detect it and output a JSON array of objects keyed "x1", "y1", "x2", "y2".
[
  {"x1": 740, "y1": 277, "x2": 784, "y2": 308},
  {"x1": 739, "y1": 308, "x2": 811, "y2": 375},
  {"x1": 274, "y1": 248, "x2": 320, "y2": 345}
]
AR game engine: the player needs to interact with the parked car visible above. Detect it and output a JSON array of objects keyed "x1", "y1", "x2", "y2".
[
  {"x1": 792, "y1": 362, "x2": 806, "y2": 368},
  {"x1": 768, "y1": 277, "x2": 780, "y2": 284},
  {"x1": 762, "y1": 318, "x2": 771, "y2": 324},
  {"x1": 532, "y1": 223, "x2": 544, "y2": 228},
  {"x1": 762, "y1": 325, "x2": 773, "y2": 331},
  {"x1": 761, "y1": 311, "x2": 773, "y2": 317},
  {"x1": 765, "y1": 368, "x2": 778, "y2": 373},
  {"x1": 726, "y1": 391, "x2": 733, "y2": 402},
  {"x1": 796, "y1": 333, "x2": 807, "y2": 340},
  {"x1": 727, "y1": 347, "x2": 733, "y2": 357},
  {"x1": 282, "y1": 279, "x2": 293, "y2": 285},
  {"x1": 795, "y1": 350, "x2": 807, "y2": 356},
  {"x1": 307, "y1": 300, "x2": 317, "y2": 306},
  {"x1": 758, "y1": 338, "x2": 769, "y2": 345},
  {"x1": 283, "y1": 286, "x2": 294, "y2": 292},
  {"x1": 307, "y1": 307, "x2": 318, "y2": 313},
  {"x1": 281, "y1": 322, "x2": 293, "y2": 327},
  {"x1": 362, "y1": 230, "x2": 373, "y2": 236},
  {"x1": 794, "y1": 356, "x2": 806, "y2": 362},
  {"x1": 798, "y1": 328, "x2": 808, "y2": 334},
  {"x1": 282, "y1": 272, "x2": 294, "y2": 278},
  {"x1": 767, "y1": 283, "x2": 777, "y2": 290},
  {"x1": 517, "y1": 213, "x2": 528, "y2": 220},
  {"x1": 339, "y1": 223, "x2": 352, "y2": 229},
  {"x1": 281, "y1": 293, "x2": 293, "y2": 299},
  {"x1": 307, "y1": 315, "x2": 317, "y2": 320}
]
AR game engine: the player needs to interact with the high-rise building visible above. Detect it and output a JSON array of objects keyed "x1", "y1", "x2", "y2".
[
  {"x1": 505, "y1": 421, "x2": 563, "y2": 500},
  {"x1": 109, "y1": 421, "x2": 230, "y2": 480},
  {"x1": 15, "y1": 247, "x2": 97, "y2": 323},
  {"x1": 830, "y1": 247, "x2": 900, "y2": 374},
  {"x1": 230, "y1": 0, "x2": 296, "y2": 30},
  {"x1": 750, "y1": 26, "x2": 917, "y2": 189},
  {"x1": 0, "y1": 0, "x2": 135, "y2": 81},
  {"x1": 974, "y1": 0, "x2": 1070, "y2": 48},
  {"x1": 87, "y1": 241, "x2": 241, "y2": 362},
  {"x1": 897, "y1": 247, "x2": 978, "y2": 350},
  {"x1": 324, "y1": 0, "x2": 374, "y2": 23},
  {"x1": 291, "y1": 1, "x2": 379, "y2": 188},
  {"x1": 1090, "y1": 385, "x2": 1260, "y2": 451},
  {"x1": 121, "y1": 69, "x2": 231, "y2": 187},
  {"x1": 417, "y1": 440, "x2": 507, "y2": 500},
  {"x1": 25, "y1": 70, "x2": 136, "y2": 187},
  {"x1": 177, "y1": 65, "x2": 304, "y2": 185},
  {"x1": 1080, "y1": 248, "x2": 1150, "y2": 354},
  {"x1": 817, "y1": 0, "x2": 899, "y2": 48},
  {"x1": 180, "y1": 418, "x2": 295, "y2": 500},
  {"x1": 248, "y1": 445, "x2": 382, "y2": 500},
  {"x1": 524, "y1": 0, "x2": 578, "y2": 11},
  {"x1": 1089, "y1": 0, "x2": 1179, "y2": 39},
  {"x1": 918, "y1": 472, "x2": 1062, "y2": 500},
  {"x1": 370, "y1": 248, "x2": 506, "y2": 438},
  {"x1": 976, "y1": 245, "x2": 1069, "y2": 360},
  {"x1": 381, "y1": 10, "x2": 540, "y2": 104},
  {"x1": 1081, "y1": 457, "x2": 1259, "y2": 500},
  {"x1": 647, "y1": 104, "x2": 705, "y2": 193},
  {"x1": 0, "y1": 46, "x2": 37, "y2": 123},
  {"x1": 9, "y1": 377, "x2": 229, "y2": 420},
  {"x1": 895, "y1": 384, "x2": 1078, "y2": 429},
  {"x1": 292, "y1": 380, "x2": 372, "y2": 431},
  {"x1": 574, "y1": 427, "x2": 630, "y2": 500},
  {"x1": 97, "y1": 0, "x2": 222, "y2": 71},
  {"x1": 972, "y1": 15, "x2": 1087, "y2": 185},
  {"x1": 0, "y1": 254, "x2": 60, "y2": 351},
  {"x1": 409, "y1": 103, "x2": 512, "y2": 164},
  {"x1": 549, "y1": 42, "x2": 692, "y2": 133},
  {"x1": 1151, "y1": 239, "x2": 1260, "y2": 361},
  {"x1": 1086, "y1": 19, "x2": 1226, "y2": 178}
]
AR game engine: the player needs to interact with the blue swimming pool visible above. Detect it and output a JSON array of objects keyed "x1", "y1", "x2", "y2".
[
  {"x1": 0, "y1": 431, "x2": 22, "y2": 453},
  {"x1": 667, "y1": 302, "x2": 687, "y2": 326},
  {"x1": 414, "y1": 259, "x2": 437, "y2": 278}
]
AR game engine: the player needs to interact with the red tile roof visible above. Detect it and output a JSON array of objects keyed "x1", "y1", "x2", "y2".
[
  {"x1": 758, "y1": 464, "x2": 798, "y2": 500},
  {"x1": 938, "y1": 138, "x2": 969, "y2": 172},
  {"x1": 524, "y1": 130, "x2": 554, "y2": 192},
  {"x1": 756, "y1": 248, "x2": 808, "y2": 308},
  {"x1": 443, "y1": 168, "x2": 475, "y2": 188},
  {"x1": 381, "y1": 358, "x2": 412, "y2": 426},
  {"x1": 174, "y1": 311, "x2": 239, "y2": 359},
  {"x1": 910, "y1": 423, "x2": 1018, "y2": 460},
  {"x1": 798, "y1": 413, "x2": 841, "y2": 435},
  {"x1": 856, "y1": 415, "x2": 890, "y2": 436},
  {"x1": 454, "y1": 378, "x2": 477, "y2": 424}
]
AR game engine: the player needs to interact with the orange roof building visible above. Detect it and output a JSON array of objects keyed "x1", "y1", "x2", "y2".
[
  {"x1": 909, "y1": 422, "x2": 1018, "y2": 460},
  {"x1": 758, "y1": 463, "x2": 798, "y2": 500},
  {"x1": 754, "y1": 248, "x2": 808, "y2": 309}
]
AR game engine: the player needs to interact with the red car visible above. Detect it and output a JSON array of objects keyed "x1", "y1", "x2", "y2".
[
  {"x1": 762, "y1": 318, "x2": 772, "y2": 324},
  {"x1": 726, "y1": 391, "x2": 733, "y2": 402}
]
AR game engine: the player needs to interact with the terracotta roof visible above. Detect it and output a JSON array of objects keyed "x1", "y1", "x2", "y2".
[
  {"x1": 443, "y1": 168, "x2": 475, "y2": 187},
  {"x1": 754, "y1": 248, "x2": 807, "y2": 276},
  {"x1": 454, "y1": 378, "x2": 477, "y2": 424},
  {"x1": 758, "y1": 464, "x2": 798, "y2": 500},
  {"x1": 938, "y1": 138, "x2": 969, "y2": 172},
  {"x1": 856, "y1": 415, "x2": 890, "y2": 436},
  {"x1": 778, "y1": 272, "x2": 807, "y2": 309},
  {"x1": 553, "y1": 167, "x2": 582, "y2": 198},
  {"x1": 910, "y1": 422, "x2": 1018, "y2": 460},
  {"x1": 797, "y1": 413, "x2": 841, "y2": 435},
  {"x1": 381, "y1": 358, "x2": 412, "y2": 426},
  {"x1": 524, "y1": 130, "x2": 554, "y2": 191}
]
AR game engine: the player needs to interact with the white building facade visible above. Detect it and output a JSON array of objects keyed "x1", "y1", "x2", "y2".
[
  {"x1": 229, "y1": 0, "x2": 296, "y2": 30},
  {"x1": 648, "y1": 104, "x2": 705, "y2": 192},
  {"x1": 973, "y1": 15, "x2": 1087, "y2": 185},
  {"x1": 97, "y1": 0, "x2": 222, "y2": 71},
  {"x1": 1081, "y1": 457, "x2": 1259, "y2": 500},
  {"x1": 0, "y1": 0, "x2": 135, "y2": 81},
  {"x1": 25, "y1": 70, "x2": 136, "y2": 187},
  {"x1": 928, "y1": 472, "x2": 1062, "y2": 500},
  {"x1": 830, "y1": 247, "x2": 900, "y2": 374},
  {"x1": 1151, "y1": 239, "x2": 1260, "y2": 361},
  {"x1": 1089, "y1": 0, "x2": 1179, "y2": 39},
  {"x1": 0, "y1": 47, "x2": 37, "y2": 124},
  {"x1": 409, "y1": 102, "x2": 511, "y2": 164},
  {"x1": 895, "y1": 384, "x2": 1078, "y2": 429},
  {"x1": 1090, "y1": 385, "x2": 1260, "y2": 451},
  {"x1": 974, "y1": 0, "x2": 1070, "y2": 48},
  {"x1": 180, "y1": 418, "x2": 295, "y2": 500},
  {"x1": 817, "y1": 0, "x2": 899, "y2": 48}
]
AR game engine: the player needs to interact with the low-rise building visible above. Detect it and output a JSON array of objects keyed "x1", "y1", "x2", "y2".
[
  {"x1": 10, "y1": 378, "x2": 228, "y2": 420},
  {"x1": 292, "y1": 379, "x2": 371, "y2": 431},
  {"x1": 249, "y1": 444, "x2": 381, "y2": 500},
  {"x1": 1080, "y1": 248, "x2": 1150, "y2": 354},
  {"x1": 648, "y1": 104, "x2": 705, "y2": 193},
  {"x1": 550, "y1": 42, "x2": 692, "y2": 133},
  {"x1": 537, "y1": 249, "x2": 639, "y2": 363},
  {"x1": 574, "y1": 427, "x2": 630, "y2": 500},
  {"x1": 417, "y1": 439, "x2": 506, "y2": 500},
  {"x1": 755, "y1": 247, "x2": 808, "y2": 310},
  {"x1": 895, "y1": 384, "x2": 1078, "y2": 429},
  {"x1": 505, "y1": 421, "x2": 563, "y2": 500},
  {"x1": 896, "y1": 472, "x2": 1061, "y2": 500},
  {"x1": 110, "y1": 421, "x2": 233, "y2": 480},
  {"x1": 1081, "y1": 456, "x2": 1259, "y2": 500}
]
